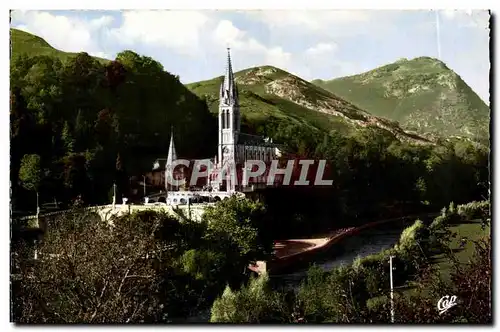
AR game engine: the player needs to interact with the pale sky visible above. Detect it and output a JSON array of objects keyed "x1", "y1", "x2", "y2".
[{"x1": 10, "y1": 10, "x2": 490, "y2": 103}]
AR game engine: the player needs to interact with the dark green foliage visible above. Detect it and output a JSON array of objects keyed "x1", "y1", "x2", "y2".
[
  {"x1": 210, "y1": 274, "x2": 292, "y2": 323},
  {"x1": 203, "y1": 196, "x2": 273, "y2": 261},
  {"x1": 12, "y1": 197, "x2": 274, "y2": 323},
  {"x1": 18, "y1": 154, "x2": 42, "y2": 192},
  {"x1": 10, "y1": 41, "x2": 217, "y2": 208},
  {"x1": 259, "y1": 121, "x2": 488, "y2": 238}
]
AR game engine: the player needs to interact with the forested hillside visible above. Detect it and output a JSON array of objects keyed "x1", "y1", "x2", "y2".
[{"x1": 11, "y1": 43, "x2": 217, "y2": 209}]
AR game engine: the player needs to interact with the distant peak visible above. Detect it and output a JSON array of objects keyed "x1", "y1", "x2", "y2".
[
  {"x1": 412, "y1": 56, "x2": 444, "y2": 63},
  {"x1": 409, "y1": 56, "x2": 450, "y2": 68}
]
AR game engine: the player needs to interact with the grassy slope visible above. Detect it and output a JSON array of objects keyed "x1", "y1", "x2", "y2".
[
  {"x1": 312, "y1": 57, "x2": 490, "y2": 140},
  {"x1": 431, "y1": 220, "x2": 490, "y2": 282},
  {"x1": 398, "y1": 220, "x2": 490, "y2": 297},
  {"x1": 187, "y1": 66, "x2": 431, "y2": 144},
  {"x1": 10, "y1": 28, "x2": 109, "y2": 64},
  {"x1": 187, "y1": 66, "x2": 351, "y2": 133}
]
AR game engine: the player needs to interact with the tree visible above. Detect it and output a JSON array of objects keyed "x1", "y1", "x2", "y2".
[
  {"x1": 12, "y1": 207, "x2": 278, "y2": 323},
  {"x1": 62, "y1": 153, "x2": 89, "y2": 201},
  {"x1": 10, "y1": 88, "x2": 36, "y2": 210},
  {"x1": 203, "y1": 196, "x2": 273, "y2": 265},
  {"x1": 19, "y1": 154, "x2": 42, "y2": 209},
  {"x1": 210, "y1": 274, "x2": 291, "y2": 323},
  {"x1": 61, "y1": 121, "x2": 74, "y2": 153},
  {"x1": 105, "y1": 60, "x2": 127, "y2": 92},
  {"x1": 12, "y1": 209, "x2": 212, "y2": 323},
  {"x1": 12, "y1": 210, "x2": 165, "y2": 323}
]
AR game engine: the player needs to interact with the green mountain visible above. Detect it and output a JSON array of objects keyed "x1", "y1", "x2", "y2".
[
  {"x1": 312, "y1": 57, "x2": 490, "y2": 141},
  {"x1": 10, "y1": 28, "x2": 109, "y2": 64},
  {"x1": 187, "y1": 66, "x2": 431, "y2": 145},
  {"x1": 10, "y1": 27, "x2": 434, "y2": 146}
]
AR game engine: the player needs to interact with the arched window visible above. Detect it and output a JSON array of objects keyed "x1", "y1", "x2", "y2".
[
  {"x1": 225, "y1": 110, "x2": 230, "y2": 129},
  {"x1": 221, "y1": 112, "x2": 225, "y2": 129}
]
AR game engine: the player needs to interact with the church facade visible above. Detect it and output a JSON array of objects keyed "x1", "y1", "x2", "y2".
[
  {"x1": 212, "y1": 49, "x2": 281, "y2": 192},
  {"x1": 154, "y1": 49, "x2": 281, "y2": 198}
]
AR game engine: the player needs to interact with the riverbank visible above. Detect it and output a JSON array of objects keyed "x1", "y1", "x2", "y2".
[{"x1": 250, "y1": 212, "x2": 439, "y2": 275}]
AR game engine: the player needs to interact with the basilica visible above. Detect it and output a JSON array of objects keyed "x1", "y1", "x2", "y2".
[{"x1": 150, "y1": 49, "x2": 281, "y2": 202}]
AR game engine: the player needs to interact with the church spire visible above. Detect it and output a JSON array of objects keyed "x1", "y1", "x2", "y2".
[
  {"x1": 166, "y1": 126, "x2": 177, "y2": 167},
  {"x1": 220, "y1": 48, "x2": 238, "y2": 106}
]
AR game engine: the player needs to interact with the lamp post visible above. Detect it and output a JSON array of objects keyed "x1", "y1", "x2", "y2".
[
  {"x1": 143, "y1": 175, "x2": 146, "y2": 197},
  {"x1": 112, "y1": 183, "x2": 116, "y2": 208},
  {"x1": 389, "y1": 255, "x2": 395, "y2": 323},
  {"x1": 36, "y1": 191, "x2": 40, "y2": 223}
]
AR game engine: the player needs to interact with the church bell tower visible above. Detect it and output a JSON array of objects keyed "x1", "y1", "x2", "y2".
[{"x1": 218, "y1": 48, "x2": 240, "y2": 168}]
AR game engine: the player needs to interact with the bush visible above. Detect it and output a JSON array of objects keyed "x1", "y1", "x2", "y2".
[
  {"x1": 296, "y1": 265, "x2": 336, "y2": 322},
  {"x1": 366, "y1": 295, "x2": 390, "y2": 313},
  {"x1": 179, "y1": 249, "x2": 224, "y2": 281},
  {"x1": 457, "y1": 200, "x2": 490, "y2": 222},
  {"x1": 395, "y1": 219, "x2": 427, "y2": 253},
  {"x1": 210, "y1": 274, "x2": 290, "y2": 323},
  {"x1": 296, "y1": 264, "x2": 371, "y2": 323},
  {"x1": 352, "y1": 251, "x2": 393, "y2": 297},
  {"x1": 12, "y1": 210, "x2": 167, "y2": 323}
]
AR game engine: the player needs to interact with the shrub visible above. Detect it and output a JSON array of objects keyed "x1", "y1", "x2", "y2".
[
  {"x1": 12, "y1": 210, "x2": 166, "y2": 323},
  {"x1": 295, "y1": 265, "x2": 348, "y2": 323},
  {"x1": 352, "y1": 251, "x2": 393, "y2": 297},
  {"x1": 366, "y1": 295, "x2": 390, "y2": 313},
  {"x1": 179, "y1": 249, "x2": 224, "y2": 281},
  {"x1": 210, "y1": 274, "x2": 290, "y2": 323},
  {"x1": 457, "y1": 200, "x2": 490, "y2": 222},
  {"x1": 395, "y1": 219, "x2": 426, "y2": 253}
]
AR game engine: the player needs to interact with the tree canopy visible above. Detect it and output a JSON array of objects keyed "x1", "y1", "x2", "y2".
[{"x1": 10, "y1": 51, "x2": 217, "y2": 209}]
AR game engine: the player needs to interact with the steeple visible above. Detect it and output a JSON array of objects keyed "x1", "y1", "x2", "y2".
[
  {"x1": 220, "y1": 48, "x2": 238, "y2": 106},
  {"x1": 166, "y1": 126, "x2": 177, "y2": 167},
  {"x1": 218, "y1": 48, "x2": 241, "y2": 169}
]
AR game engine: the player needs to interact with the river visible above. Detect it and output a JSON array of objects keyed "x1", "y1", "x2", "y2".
[
  {"x1": 269, "y1": 219, "x2": 413, "y2": 291},
  {"x1": 184, "y1": 219, "x2": 414, "y2": 322}
]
